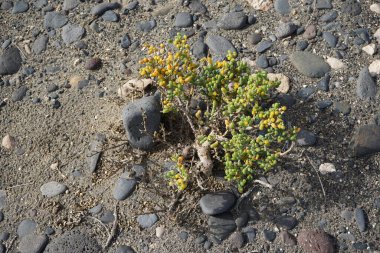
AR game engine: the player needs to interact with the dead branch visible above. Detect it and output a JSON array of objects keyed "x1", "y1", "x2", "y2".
[
  {"x1": 306, "y1": 155, "x2": 326, "y2": 200},
  {"x1": 279, "y1": 141, "x2": 295, "y2": 157}
]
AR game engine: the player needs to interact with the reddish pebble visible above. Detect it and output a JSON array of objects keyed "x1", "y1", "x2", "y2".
[{"x1": 85, "y1": 57, "x2": 102, "y2": 70}]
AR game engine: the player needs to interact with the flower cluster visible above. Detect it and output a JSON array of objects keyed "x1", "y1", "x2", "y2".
[
  {"x1": 140, "y1": 34, "x2": 299, "y2": 192},
  {"x1": 165, "y1": 155, "x2": 189, "y2": 191}
]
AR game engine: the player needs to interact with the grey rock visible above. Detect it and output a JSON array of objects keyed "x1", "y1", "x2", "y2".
[
  {"x1": 375, "y1": 197, "x2": 380, "y2": 209},
  {"x1": 102, "y1": 10, "x2": 119, "y2": 22},
  {"x1": 137, "y1": 214, "x2": 158, "y2": 228},
  {"x1": 203, "y1": 240, "x2": 212, "y2": 250},
  {"x1": 0, "y1": 244, "x2": 4, "y2": 253},
  {"x1": 274, "y1": 0, "x2": 290, "y2": 15},
  {"x1": 296, "y1": 40, "x2": 308, "y2": 51},
  {"x1": 100, "y1": 210, "x2": 114, "y2": 224},
  {"x1": 248, "y1": 33, "x2": 262, "y2": 45},
  {"x1": 18, "y1": 233, "x2": 48, "y2": 253},
  {"x1": 320, "y1": 10, "x2": 338, "y2": 22},
  {"x1": 88, "y1": 204, "x2": 102, "y2": 214},
  {"x1": 208, "y1": 212, "x2": 236, "y2": 240},
  {"x1": 189, "y1": 0, "x2": 207, "y2": 14},
  {"x1": 191, "y1": 39, "x2": 208, "y2": 59},
  {"x1": 122, "y1": 94, "x2": 161, "y2": 151},
  {"x1": 40, "y1": 181, "x2": 67, "y2": 197},
  {"x1": 356, "y1": 67, "x2": 376, "y2": 100},
  {"x1": 63, "y1": 0, "x2": 79, "y2": 11},
  {"x1": 303, "y1": 24, "x2": 317, "y2": 40},
  {"x1": 352, "y1": 242, "x2": 367, "y2": 250},
  {"x1": 137, "y1": 20, "x2": 156, "y2": 32},
  {"x1": 341, "y1": 0, "x2": 361, "y2": 16},
  {"x1": 87, "y1": 133, "x2": 106, "y2": 173},
  {"x1": 2, "y1": 39, "x2": 11, "y2": 49},
  {"x1": 256, "y1": 55, "x2": 268, "y2": 68},
  {"x1": 296, "y1": 129, "x2": 316, "y2": 146},
  {"x1": 202, "y1": 20, "x2": 218, "y2": 30},
  {"x1": 125, "y1": 1, "x2": 138, "y2": 10},
  {"x1": 1, "y1": 1, "x2": 13, "y2": 10},
  {"x1": 12, "y1": 1, "x2": 29, "y2": 13},
  {"x1": 323, "y1": 32, "x2": 337, "y2": 47},
  {"x1": 334, "y1": 101, "x2": 351, "y2": 115},
  {"x1": 338, "y1": 233, "x2": 355, "y2": 242},
  {"x1": 290, "y1": 52, "x2": 330, "y2": 78},
  {"x1": 0, "y1": 191, "x2": 6, "y2": 209},
  {"x1": 317, "y1": 100, "x2": 333, "y2": 110},
  {"x1": 218, "y1": 12, "x2": 248, "y2": 30},
  {"x1": 205, "y1": 34, "x2": 236, "y2": 61},
  {"x1": 12, "y1": 86, "x2": 28, "y2": 102},
  {"x1": 113, "y1": 178, "x2": 137, "y2": 200},
  {"x1": 274, "y1": 216, "x2": 297, "y2": 230},
  {"x1": 34, "y1": 0, "x2": 47, "y2": 9},
  {"x1": 174, "y1": 12, "x2": 193, "y2": 28},
  {"x1": 0, "y1": 211, "x2": 3, "y2": 222},
  {"x1": 316, "y1": 0, "x2": 332, "y2": 9},
  {"x1": 317, "y1": 74, "x2": 330, "y2": 91},
  {"x1": 116, "y1": 245, "x2": 135, "y2": 253},
  {"x1": 178, "y1": 231, "x2": 189, "y2": 241},
  {"x1": 229, "y1": 232, "x2": 245, "y2": 249},
  {"x1": 0, "y1": 231, "x2": 10, "y2": 241},
  {"x1": 297, "y1": 86, "x2": 316, "y2": 100},
  {"x1": 62, "y1": 23, "x2": 85, "y2": 44},
  {"x1": 277, "y1": 196, "x2": 296, "y2": 206},
  {"x1": 275, "y1": 22, "x2": 297, "y2": 39},
  {"x1": 0, "y1": 47, "x2": 22, "y2": 75},
  {"x1": 32, "y1": 36, "x2": 48, "y2": 55},
  {"x1": 17, "y1": 219, "x2": 37, "y2": 238},
  {"x1": 278, "y1": 94, "x2": 296, "y2": 108},
  {"x1": 199, "y1": 191, "x2": 236, "y2": 215},
  {"x1": 235, "y1": 212, "x2": 248, "y2": 228},
  {"x1": 91, "y1": 2, "x2": 120, "y2": 16},
  {"x1": 256, "y1": 40, "x2": 273, "y2": 53},
  {"x1": 279, "y1": 231, "x2": 297, "y2": 246},
  {"x1": 44, "y1": 12, "x2": 68, "y2": 29},
  {"x1": 121, "y1": 34, "x2": 131, "y2": 49},
  {"x1": 44, "y1": 229, "x2": 102, "y2": 253},
  {"x1": 263, "y1": 229, "x2": 276, "y2": 242},
  {"x1": 47, "y1": 84, "x2": 58, "y2": 93},
  {"x1": 298, "y1": 230, "x2": 334, "y2": 253},
  {"x1": 242, "y1": 227, "x2": 256, "y2": 242},
  {"x1": 354, "y1": 208, "x2": 367, "y2": 232},
  {"x1": 195, "y1": 235, "x2": 207, "y2": 244}
]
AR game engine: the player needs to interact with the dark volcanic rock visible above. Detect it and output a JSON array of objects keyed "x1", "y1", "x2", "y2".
[
  {"x1": 290, "y1": 52, "x2": 330, "y2": 78},
  {"x1": 297, "y1": 230, "x2": 335, "y2": 253},
  {"x1": 12, "y1": 86, "x2": 28, "y2": 102},
  {"x1": 354, "y1": 208, "x2": 367, "y2": 232},
  {"x1": 218, "y1": 12, "x2": 248, "y2": 30},
  {"x1": 18, "y1": 233, "x2": 48, "y2": 253},
  {"x1": 44, "y1": 12, "x2": 68, "y2": 29},
  {"x1": 208, "y1": 212, "x2": 236, "y2": 240},
  {"x1": 32, "y1": 36, "x2": 49, "y2": 55},
  {"x1": 274, "y1": 216, "x2": 298, "y2": 230},
  {"x1": 91, "y1": 2, "x2": 120, "y2": 16},
  {"x1": 174, "y1": 12, "x2": 193, "y2": 28},
  {"x1": 0, "y1": 47, "x2": 22, "y2": 75},
  {"x1": 351, "y1": 124, "x2": 380, "y2": 157},
  {"x1": 205, "y1": 34, "x2": 236, "y2": 61},
  {"x1": 341, "y1": 0, "x2": 361, "y2": 16},
  {"x1": 137, "y1": 20, "x2": 156, "y2": 32},
  {"x1": 275, "y1": 22, "x2": 297, "y2": 39},
  {"x1": 356, "y1": 67, "x2": 376, "y2": 100},
  {"x1": 199, "y1": 191, "x2": 236, "y2": 215}
]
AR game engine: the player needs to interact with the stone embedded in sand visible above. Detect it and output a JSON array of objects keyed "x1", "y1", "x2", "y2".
[
  {"x1": 356, "y1": 67, "x2": 376, "y2": 100},
  {"x1": 113, "y1": 178, "x2": 137, "y2": 200},
  {"x1": 18, "y1": 233, "x2": 48, "y2": 253},
  {"x1": 199, "y1": 191, "x2": 236, "y2": 215},
  {"x1": 290, "y1": 52, "x2": 330, "y2": 78},
  {"x1": 351, "y1": 124, "x2": 380, "y2": 157},
  {"x1": 137, "y1": 214, "x2": 158, "y2": 228},
  {"x1": 369, "y1": 60, "x2": 380, "y2": 76},
  {"x1": 205, "y1": 34, "x2": 236, "y2": 61},
  {"x1": 362, "y1": 44, "x2": 377, "y2": 56},
  {"x1": 61, "y1": 23, "x2": 85, "y2": 45},
  {"x1": 208, "y1": 212, "x2": 237, "y2": 240},
  {"x1": 0, "y1": 47, "x2": 22, "y2": 75},
  {"x1": 40, "y1": 181, "x2": 67, "y2": 197},
  {"x1": 319, "y1": 163, "x2": 336, "y2": 174},
  {"x1": 326, "y1": 57, "x2": 345, "y2": 69},
  {"x1": 247, "y1": 0, "x2": 273, "y2": 11},
  {"x1": 298, "y1": 230, "x2": 335, "y2": 253},
  {"x1": 2, "y1": 134, "x2": 16, "y2": 149},
  {"x1": 90, "y1": 2, "x2": 120, "y2": 16},
  {"x1": 17, "y1": 219, "x2": 37, "y2": 238},
  {"x1": 267, "y1": 73, "x2": 290, "y2": 93}
]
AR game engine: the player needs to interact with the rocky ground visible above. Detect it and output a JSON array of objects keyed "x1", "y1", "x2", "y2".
[{"x1": 1, "y1": 0, "x2": 380, "y2": 252}]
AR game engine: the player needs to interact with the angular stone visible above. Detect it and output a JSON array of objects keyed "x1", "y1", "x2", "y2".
[
  {"x1": 297, "y1": 230, "x2": 334, "y2": 253},
  {"x1": 274, "y1": 216, "x2": 297, "y2": 230},
  {"x1": 113, "y1": 178, "x2": 137, "y2": 200},
  {"x1": 256, "y1": 40, "x2": 273, "y2": 53},
  {"x1": 17, "y1": 219, "x2": 37, "y2": 238},
  {"x1": 274, "y1": 0, "x2": 290, "y2": 15},
  {"x1": 279, "y1": 231, "x2": 297, "y2": 246},
  {"x1": 356, "y1": 67, "x2": 376, "y2": 100},
  {"x1": 275, "y1": 22, "x2": 297, "y2": 39},
  {"x1": 0, "y1": 47, "x2": 22, "y2": 75},
  {"x1": 218, "y1": 12, "x2": 248, "y2": 30},
  {"x1": 351, "y1": 124, "x2": 380, "y2": 156},
  {"x1": 32, "y1": 36, "x2": 49, "y2": 55},
  {"x1": 63, "y1": 0, "x2": 79, "y2": 11},
  {"x1": 44, "y1": 12, "x2": 68, "y2": 29},
  {"x1": 174, "y1": 12, "x2": 193, "y2": 28},
  {"x1": 137, "y1": 20, "x2": 156, "y2": 33},
  {"x1": 62, "y1": 23, "x2": 85, "y2": 45},
  {"x1": 369, "y1": 60, "x2": 380, "y2": 76},
  {"x1": 290, "y1": 52, "x2": 330, "y2": 78},
  {"x1": 205, "y1": 34, "x2": 236, "y2": 61},
  {"x1": 316, "y1": 0, "x2": 332, "y2": 9},
  {"x1": 12, "y1": 86, "x2": 28, "y2": 102},
  {"x1": 296, "y1": 129, "x2": 316, "y2": 146},
  {"x1": 199, "y1": 191, "x2": 236, "y2": 215},
  {"x1": 208, "y1": 212, "x2": 236, "y2": 240}
]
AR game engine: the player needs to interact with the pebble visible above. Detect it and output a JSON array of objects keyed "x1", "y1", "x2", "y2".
[
  {"x1": 137, "y1": 20, "x2": 156, "y2": 33},
  {"x1": 91, "y1": 2, "x2": 120, "y2": 16},
  {"x1": 203, "y1": 240, "x2": 212, "y2": 250},
  {"x1": 205, "y1": 34, "x2": 236, "y2": 60},
  {"x1": 18, "y1": 233, "x2": 48, "y2": 253},
  {"x1": 45, "y1": 227, "x2": 55, "y2": 235},
  {"x1": 156, "y1": 226, "x2": 164, "y2": 238},
  {"x1": 0, "y1": 211, "x2": 3, "y2": 222},
  {"x1": 274, "y1": 215, "x2": 298, "y2": 230},
  {"x1": 174, "y1": 12, "x2": 193, "y2": 28},
  {"x1": 87, "y1": 133, "x2": 105, "y2": 172},
  {"x1": 297, "y1": 86, "x2": 316, "y2": 100},
  {"x1": 275, "y1": 22, "x2": 297, "y2": 39},
  {"x1": 374, "y1": 197, "x2": 380, "y2": 208},
  {"x1": 323, "y1": 32, "x2": 337, "y2": 48},
  {"x1": 208, "y1": 212, "x2": 236, "y2": 240},
  {"x1": 263, "y1": 229, "x2": 276, "y2": 242},
  {"x1": 319, "y1": 163, "x2": 336, "y2": 174},
  {"x1": 0, "y1": 47, "x2": 22, "y2": 75},
  {"x1": 274, "y1": 0, "x2": 290, "y2": 15},
  {"x1": 218, "y1": 12, "x2": 248, "y2": 30},
  {"x1": 354, "y1": 208, "x2": 367, "y2": 232},
  {"x1": 46, "y1": 84, "x2": 58, "y2": 93},
  {"x1": 341, "y1": 0, "x2": 362, "y2": 16},
  {"x1": 267, "y1": 73, "x2": 290, "y2": 93},
  {"x1": 326, "y1": 57, "x2": 345, "y2": 69},
  {"x1": 290, "y1": 52, "x2": 330, "y2": 78},
  {"x1": 1, "y1": 1, "x2": 13, "y2": 10},
  {"x1": 356, "y1": 67, "x2": 376, "y2": 100},
  {"x1": 12, "y1": 1, "x2": 29, "y2": 14},
  {"x1": 333, "y1": 101, "x2": 351, "y2": 115},
  {"x1": 338, "y1": 233, "x2": 355, "y2": 242},
  {"x1": 256, "y1": 40, "x2": 273, "y2": 53},
  {"x1": 320, "y1": 10, "x2": 338, "y2": 22},
  {"x1": 369, "y1": 60, "x2": 380, "y2": 76},
  {"x1": 17, "y1": 219, "x2": 37, "y2": 238},
  {"x1": 85, "y1": 57, "x2": 102, "y2": 70},
  {"x1": 199, "y1": 191, "x2": 236, "y2": 215},
  {"x1": 316, "y1": 0, "x2": 332, "y2": 9},
  {"x1": 352, "y1": 242, "x2": 367, "y2": 250},
  {"x1": 32, "y1": 36, "x2": 48, "y2": 55},
  {"x1": 137, "y1": 214, "x2": 158, "y2": 228},
  {"x1": 191, "y1": 39, "x2": 208, "y2": 59},
  {"x1": 34, "y1": 0, "x2": 47, "y2": 9},
  {"x1": 40, "y1": 181, "x2": 67, "y2": 197},
  {"x1": 296, "y1": 40, "x2": 308, "y2": 51},
  {"x1": 279, "y1": 231, "x2": 297, "y2": 246},
  {"x1": 2, "y1": 134, "x2": 16, "y2": 149},
  {"x1": 44, "y1": 12, "x2": 68, "y2": 29},
  {"x1": 229, "y1": 231, "x2": 245, "y2": 249},
  {"x1": 126, "y1": 1, "x2": 139, "y2": 11},
  {"x1": 248, "y1": 0, "x2": 273, "y2": 11},
  {"x1": 242, "y1": 227, "x2": 256, "y2": 242},
  {"x1": 235, "y1": 212, "x2": 248, "y2": 228},
  {"x1": 102, "y1": 10, "x2": 119, "y2": 22},
  {"x1": 189, "y1": 0, "x2": 207, "y2": 14},
  {"x1": 116, "y1": 245, "x2": 135, "y2": 253},
  {"x1": 248, "y1": 33, "x2": 262, "y2": 45},
  {"x1": 44, "y1": 229, "x2": 101, "y2": 252},
  {"x1": 12, "y1": 86, "x2": 28, "y2": 102},
  {"x1": 303, "y1": 24, "x2": 317, "y2": 40},
  {"x1": 121, "y1": 34, "x2": 132, "y2": 49},
  {"x1": 362, "y1": 44, "x2": 377, "y2": 56},
  {"x1": 122, "y1": 93, "x2": 161, "y2": 151},
  {"x1": 63, "y1": 0, "x2": 79, "y2": 11},
  {"x1": 351, "y1": 124, "x2": 380, "y2": 157},
  {"x1": 296, "y1": 129, "x2": 316, "y2": 146},
  {"x1": 100, "y1": 210, "x2": 114, "y2": 224},
  {"x1": 178, "y1": 231, "x2": 188, "y2": 241},
  {"x1": 375, "y1": 28, "x2": 380, "y2": 43},
  {"x1": 298, "y1": 230, "x2": 334, "y2": 253},
  {"x1": 370, "y1": 3, "x2": 380, "y2": 14},
  {"x1": 256, "y1": 55, "x2": 268, "y2": 68},
  {"x1": 62, "y1": 23, "x2": 85, "y2": 44},
  {"x1": 89, "y1": 204, "x2": 102, "y2": 214},
  {"x1": 113, "y1": 178, "x2": 137, "y2": 200}
]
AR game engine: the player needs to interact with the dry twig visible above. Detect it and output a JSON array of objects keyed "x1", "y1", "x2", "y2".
[
  {"x1": 306, "y1": 155, "x2": 326, "y2": 200},
  {"x1": 104, "y1": 203, "x2": 118, "y2": 249}
]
